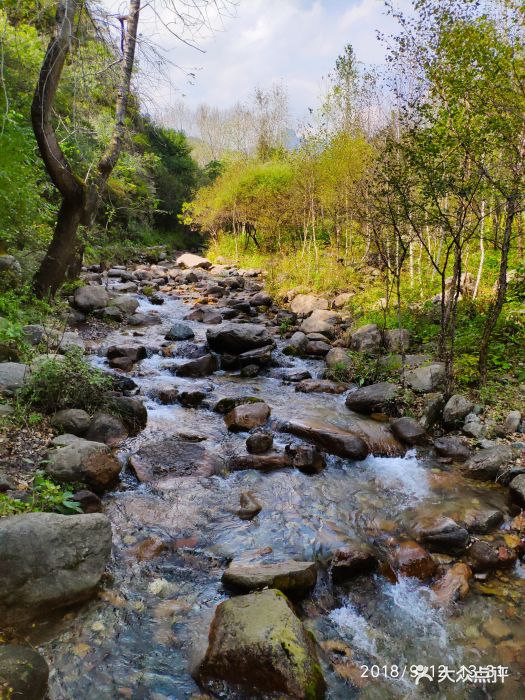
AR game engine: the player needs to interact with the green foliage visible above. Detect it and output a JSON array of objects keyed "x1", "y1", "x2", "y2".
[
  {"x1": 19, "y1": 347, "x2": 112, "y2": 414},
  {"x1": 0, "y1": 471, "x2": 82, "y2": 517}
]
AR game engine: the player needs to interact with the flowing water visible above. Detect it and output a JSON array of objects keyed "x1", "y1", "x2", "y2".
[{"x1": 22, "y1": 282, "x2": 525, "y2": 699}]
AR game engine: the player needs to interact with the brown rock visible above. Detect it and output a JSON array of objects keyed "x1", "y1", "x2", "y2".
[
  {"x1": 432, "y1": 563, "x2": 472, "y2": 607},
  {"x1": 295, "y1": 379, "x2": 348, "y2": 394},
  {"x1": 229, "y1": 453, "x2": 291, "y2": 472},
  {"x1": 331, "y1": 547, "x2": 377, "y2": 582},
  {"x1": 387, "y1": 539, "x2": 437, "y2": 580},
  {"x1": 225, "y1": 402, "x2": 271, "y2": 432}
]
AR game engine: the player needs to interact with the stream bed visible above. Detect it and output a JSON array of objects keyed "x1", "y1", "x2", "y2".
[{"x1": 23, "y1": 282, "x2": 525, "y2": 699}]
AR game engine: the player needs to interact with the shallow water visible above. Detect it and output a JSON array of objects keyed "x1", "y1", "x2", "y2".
[{"x1": 29, "y1": 282, "x2": 525, "y2": 699}]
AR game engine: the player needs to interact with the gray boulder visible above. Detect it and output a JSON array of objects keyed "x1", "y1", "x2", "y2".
[
  {"x1": 434, "y1": 436, "x2": 470, "y2": 462},
  {"x1": 165, "y1": 322, "x2": 195, "y2": 341},
  {"x1": 462, "y1": 444, "x2": 515, "y2": 481},
  {"x1": 73, "y1": 285, "x2": 110, "y2": 313},
  {"x1": 45, "y1": 436, "x2": 121, "y2": 492},
  {"x1": 405, "y1": 363, "x2": 446, "y2": 392},
  {"x1": 345, "y1": 382, "x2": 400, "y2": 415},
  {"x1": 390, "y1": 417, "x2": 427, "y2": 445},
  {"x1": 0, "y1": 645, "x2": 49, "y2": 700},
  {"x1": 384, "y1": 328, "x2": 410, "y2": 352},
  {"x1": 109, "y1": 294, "x2": 139, "y2": 316},
  {"x1": 57, "y1": 331, "x2": 85, "y2": 354},
  {"x1": 509, "y1": 473, "x2": 525, "y2": 504},
  {"x1": 85, "y1": 412, "x2": 128, "y2": 446},
  {"x1": 325, "y1": 347, "x2": 352, "y2": 371},
  {"x1": 283, "y1": 331, "x2": 308, "y2": 356},
  {"x1": 0, "y1": 512, "x2": 112, "y2": 623},
  {"x1": 0, "y1": 362, "x2": 29, "y2": 393},
  {"x1": 50, "y1": 408, "x2": 90, "y2": 436},
  {"x1": 195, "y1": 589, "x2": 325, "y2": 699},
  {"x1": 503, "y1": 410, "x2": 522, "y2": 435},
  {"x1": 349, "y1": 323, "x2": 382, "y2": 354},
  {"x1": 207, "y1": 323, "x2": 272, "y2": 354},
  {"x1": 290, "y1": 293, "x2": 329, "y2": 315},
  {"x1": 22, "y1": 324, "x2": 46, "y2": 346},
  {"x1": 443, "y1": 395, "x2": 474, "y2": 426},
  {"x1": 175, "y1": 353, "x2": 218, "y2": 377},
  {"x1": 176, "y1": 253, "x2": 212, "y2": 269},
  {"x1": 299, "y1": 309, "x2": 341, "y2": 338},
  {"x1": 107, "y1": 396, "x2": 147, "y2": 435}
]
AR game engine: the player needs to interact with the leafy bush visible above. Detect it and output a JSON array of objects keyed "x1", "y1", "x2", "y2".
[
  {"x1": 326, "y1": 351, "x2": 390, "y2": 386},
  {"x1": 19, "y1": 347, "x2": 112, "y2": 414},
  {"x1": 0, "y1": 471, "x2": 82, "y2": 517}
]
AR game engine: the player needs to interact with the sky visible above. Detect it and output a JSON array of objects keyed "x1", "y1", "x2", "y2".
[{"x1": 101, "y1": 0, "x2": 408, "y2": 123}]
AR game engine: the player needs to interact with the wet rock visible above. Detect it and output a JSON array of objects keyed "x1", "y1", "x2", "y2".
[
  {"x1": 107, "y1": 344, "x2": 147, "y2": 365},
  {"x1": 413, "y1": 516, "x2": 469, "y2": 554},
  {"x1": 239, "y1": 363, "x2": 259, "y2": 378},
  {"x1": 443, "y1": 394, "x2": 474, "y2": 427},
  {"x1": 462, "y1": 444, "x2": 515, "y2": 481},
  {"x1": 433, "y1": 436, "x2": 470, "y2": 462},
  {"x1": 0, "y1": 362, "x2": 29, "y2": 393},
  {"x1": 114, "y1": 281, "x2": 138, "y2": 293},
  {"x1": 97, "y1": 306, "x2": 124, "y2": 323},
  {"x1": 349, "y1": 324, "x2": 382, "y2": 354},
  {"x1": 107, "y1": 356, "x2": 133, "y2": 371},
  {"x1": 305, "y1": 340, "x2": 331, "y2": 356},
  {"x1": 0, "y1": 512, "x2": 112, "y2": 623},
  {"x1": 73, "y1": 285, "x2": 110, "y2": 313},
  {"x1": 432, "y1": 563, "x2": 472, "y2": 607},
  {"x1": 229, "y1": 454, "x2": 291, "y2": 472},
  {"x1": 85, "y1": 412, "x2": 128, "y2": 446},
  {"x1": 282, "y1": 331, "x2": 308, "y2": 356},
  {"x1": 299, "y1": 309, "x2": 341, "y2": 338},
  {"x1": 246, "y1": 430, "x2": 273, "y2": 454},
  {"x1": 72, "y1": 489, "x2": 103, "y2": 513},
  {"x1": 503, "y1": 410, "x2": 522, "y2": 434},
  {"x1": 482, "y1": 617, "x2": 513, "y2": 642},
  {"x1": 462, "y1": 508, "x2": 503, "y2": 534},
  {"x1": 177, "y1": 389, "x2": 206, "y2": 407},
  {"x1": 279, "y1": 419, "x2": 369, "y2": 460},
  {"x1": 466, "y1": 540, "x2": 517, "y2": 572},
  {"x1": 175, "y1": 354, "x2": 219, "y2": 377},
  {"x1": 278, "y1": 369, "x2": 312, "y2": 382},
  {"x1": 207, "y1": 323, "x2": 272, "y2": 354},
  {"x1": 225, "y1": 402, "x2": 271, "y2": 431},
  {"x1": 236, "y1": 344, "x2": 274, "y2": 367},
  {"x1": 150, "y1": 293, "x2": 164, "y2": 305},
  {"x1": 295, "y1": 379, "x2": 348, "y2": 394},
  {"x1": 195, "y1": 589, "x2": 325, "y2": 699},
  {"x1": 387, "y1": 539, "x2": 437, "y2": 580},
  {"x1": 176, "y1": 253, "x2": 212, "y2": 269},
  {"x1": 509, "y1": 473, "x2": 525, "y2": 504},
  {"x1": 290, "y1": 293, "x2": 329, "y2": 315},
  {"x1": 45, "y1": 436, "x2": 121, "y2": 492},
  {"x1": 237, "y1": 491, "x2": 262, "y2": 520},
  {"x1": 0, "y1": 645, "x2": 49, "y2": 700},
  {"x1": 165, "y1": 322, "x2": 195, "y2": 341},
  {"x1": 345, "y1": 382, "x2": 400, "y2": 415},
  {"x1": 390, "y1": 417, "x2": 427, "y2": 445},
  {"x1": 157, "y1": 388, "x2": 179, "y2": 404},
  {"x1": 222, "y1": 561, "x2": 317, "y2": 597},
  {"x1": 287, "y1": 444, "x2": 326, "y2": 475},
  {"x1": 214, "y1": 396, "x2": 264, "y2": 414},
  {"x1": 405, "y1": 363, "x2": 446, "y2": 393},
  {"x1": 129, "y1": 437, "x2": 222, "y2": 481},
  {"x1": 383, "y1": 328, "x2": 410, "y2": 352},
  {"x1": 109, "y1": 294, "x2": 139, "y2": 316},
  {"x1": 330, "y1": 547, "x2": 377, "y2": 582},
  {"x1": 50, "y1": 408, "x2": 90, "y2": 436},
  {"x1": 108, "y1": 396, "x2": 147, "y2": 435}
]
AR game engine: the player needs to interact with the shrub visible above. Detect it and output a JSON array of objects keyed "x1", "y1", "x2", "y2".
[
  {"x1": 0, "y1": 471, "x2": 82, "y2": 517},
  {"x1": 19, "y1": 347, "x2": 112, "y2": 414}
]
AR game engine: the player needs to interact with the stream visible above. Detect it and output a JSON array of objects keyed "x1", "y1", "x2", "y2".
[{"x1": 22, "y1": 270, "x2": 525, "y2": 699}]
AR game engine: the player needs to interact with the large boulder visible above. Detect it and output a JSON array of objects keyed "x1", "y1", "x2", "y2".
[
  {"x1": 325, "y1": 347, "x2": 352, "y2": 371},
  {"x1": 405, "y1": 363, "x2": 446, "y2": 393},
  {"x1": 85, "y1": 412, "x2": 128, "y2": 446},
  {"x1": 225, "y1": 402, "x2": 271, "y2": 432},
  {"x1": 175, "y1": 354, "x2": 219, "y2": 377},
  {"x1": 332, "y1": 292, "x2": 354, "y2": 309},
  {"x1": 349, "y1": 324, "x2": 382, "y2": 354},
  {"x1": 442, "y1": 395, "x2": 474, "y2": 427},
  {"x1": 73, "y1": 285, "x2": 110, "y2": 313},
  {"x1": 383, "y1": 328, "x2": 410, "y2": 352},
  {"x1": 45, "y1": 436, "x2": 121, "y2": 492},
  {"x1": 279, "y1": 419, "x2": 369, "y2": 460},
  {"x1": 345, "y1": 382, "x2": 400, "y2": 415},
  {"x1": 165, "y1": 322, "x2": 195, "y2": 341},
  {"x1": 387, "y1": 539, "x2": 437, "y2": 580},
  {"x1": 129, "y1": 437, "x2": 221, "y2": 481},
  {"x1": 0, "y1": 512, "x2": 112, "y2": 623},
  {"x1": 108, "y1": 294, "x2": 139, "y2": 316},
  {"x1": 0, "y1": 645, "x2": 49, "y2": 700},
  {"x1": 282, "y1": 332, "x2": 308, "y2": 356},
  {"x1": 222, "y1": 561, "x2": 317, "y2": 597},
  {"x1": 509, "y1": 474, "x2": 525, "y2": 504},
  {"x1": 290, "y1": 294, "x2": 329, "y2": 315},
  {"x1": 434, "y1": 436, "x2": 470, "y2": 462},
  {"x1": 207, "y1": 323, "x2": 272, "y2": 355},
  {"x1": 108, "y1": 396, "x2": 147, "y2": 435},
  {"x1": 299, "y1": 309, "x2": 341, "y2": 338},
  {"x1": 390, "y1": 417, "x2": 427, "y2": 445},
  {"x1": 195, "y1": 589, "x2": 325, "y2": 699},
  {"x1": 462, "y1": 444, "x2": 515, "y2": 481},
  {"x1": 295, "y1": 379, "x2": 348, "y2": 395},
  {"x1": 0, "y1": 362, "x2": 29, "y2": 393},
  {"x1": 176, "y1": 253, "x2": 212, "y2": 269}
]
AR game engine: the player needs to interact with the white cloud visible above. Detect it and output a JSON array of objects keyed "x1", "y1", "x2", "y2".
[{"x1": 100, "y1": 0, "x2": 409, "y2": 121}]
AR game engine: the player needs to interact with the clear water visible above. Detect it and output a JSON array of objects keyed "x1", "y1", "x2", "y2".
[{"x1": 21, "y1": 281, "x2": 525, "y2": 699}]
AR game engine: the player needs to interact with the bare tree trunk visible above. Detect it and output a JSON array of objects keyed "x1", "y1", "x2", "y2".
[
  {"x1": 478, "y1": 195, "x2": 516, "y2": 383},
  {"x1": 32, "y1": 0, "x2": 141, "y2": 298},
  {"x1": 473, "y1": 200, "x2": 486, "y2": 299}
]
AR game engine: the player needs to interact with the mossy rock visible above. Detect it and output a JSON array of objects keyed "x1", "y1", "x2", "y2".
[
  {"x1": 0, "y1": 645, "x2": 49, "y2": 700},
  {"x1": 213, "y1": 396, "x2": 264, "y2": 415},
  {"x1": 196, "y1": 588, "x2": 325, "y2": 699}
]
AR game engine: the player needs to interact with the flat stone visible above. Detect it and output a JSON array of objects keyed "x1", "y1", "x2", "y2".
[
  {"x1": 290, "y1": 294, "x2": 329, "y2": 315},
  {"x1": 207, "y1": 323, "x2": 272, "y2": 354},
  {"x1": 279, "y1": 419, "x2": 368, "y2": 460},
  {"x1": 462, "y1": 445, "x2": 515, "y2": 481},
  {"x1": 222, "y1": 561, "x2": 317, "y2": 596},
  {"x1": 175, "y1": 354, "x2": 218, "y2": 377},
  {"x1": 50, "y1": 408, "x2": 90, "y2": 436},
  {"x1": 295, "y1": 379, "x2": 348, "y2": 394},
  {"x1": 0, "y1": 362, "x2": 29, "y2": 393},
  {"x1": 433, "y1": 436, "x2": 470, "y2": 462},
  {"x1": 237, "y1": 491, "x2": 262, "y2": 520},
  {"x1": 176, "y1": 253, "x2": 212, "y2": 269},
  {"x1": 345, "y1": 382, "x2": 400, "y2": 415},
  {"x1": 129, "y1": 437, "x2": 222, "y2": 482},
  {"x1": 225, "y1": 402, "x2": 271, "y2": 432},
  {"x1": 412, "y1": 516, "x2": 469, "y2": 554},
  {"x1": 330, "y1": 547, "x2": 377, "y2": 582}
]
